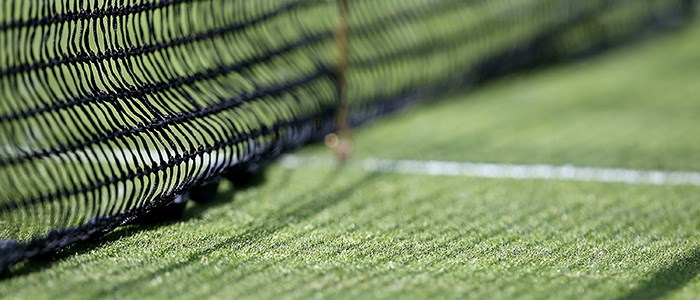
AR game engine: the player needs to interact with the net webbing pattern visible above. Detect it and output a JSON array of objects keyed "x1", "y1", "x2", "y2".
[{"x1": 0, "y1": 0, "x2": 695, "y2": 271}]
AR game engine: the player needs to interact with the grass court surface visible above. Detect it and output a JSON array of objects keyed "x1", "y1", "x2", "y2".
[{"x1": 2, "y1": 12, "x2": 700, "y2": 300}]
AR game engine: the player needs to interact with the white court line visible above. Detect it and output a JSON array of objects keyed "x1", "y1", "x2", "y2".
[{"x1": 279, "y1": 155, "x2": 700, "y2": 186}]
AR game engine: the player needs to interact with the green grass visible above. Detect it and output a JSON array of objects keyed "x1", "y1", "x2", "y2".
[
  {"x1": 2, "y1": 15, "x2": 700, "y2": 300},
  {"x1": 332, "y1": 23, "x2": 700, "y2": 171}
]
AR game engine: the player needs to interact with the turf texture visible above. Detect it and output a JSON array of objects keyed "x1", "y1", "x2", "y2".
[{"x1": 1, "y1": 13, "x2": 700, "y2": 300}]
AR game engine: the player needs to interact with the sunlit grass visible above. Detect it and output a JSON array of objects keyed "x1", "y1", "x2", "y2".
[{"x1": 1, "y1": 12, "x2": 699, "y2": 299}]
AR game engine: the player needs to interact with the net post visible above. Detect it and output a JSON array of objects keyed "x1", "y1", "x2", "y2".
[{"x1": 326, "y1": 0, "x2": 353, "y2": 164}]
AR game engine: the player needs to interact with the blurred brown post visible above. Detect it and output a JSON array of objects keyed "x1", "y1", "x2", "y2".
[{"x1": 326, "y1": 0, "x2": 353, "y2": 164}]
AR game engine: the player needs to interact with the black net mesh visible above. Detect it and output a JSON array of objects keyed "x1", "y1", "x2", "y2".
[{"x1": 0, "y1": 0, "x2": 695, "y2": 271}]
